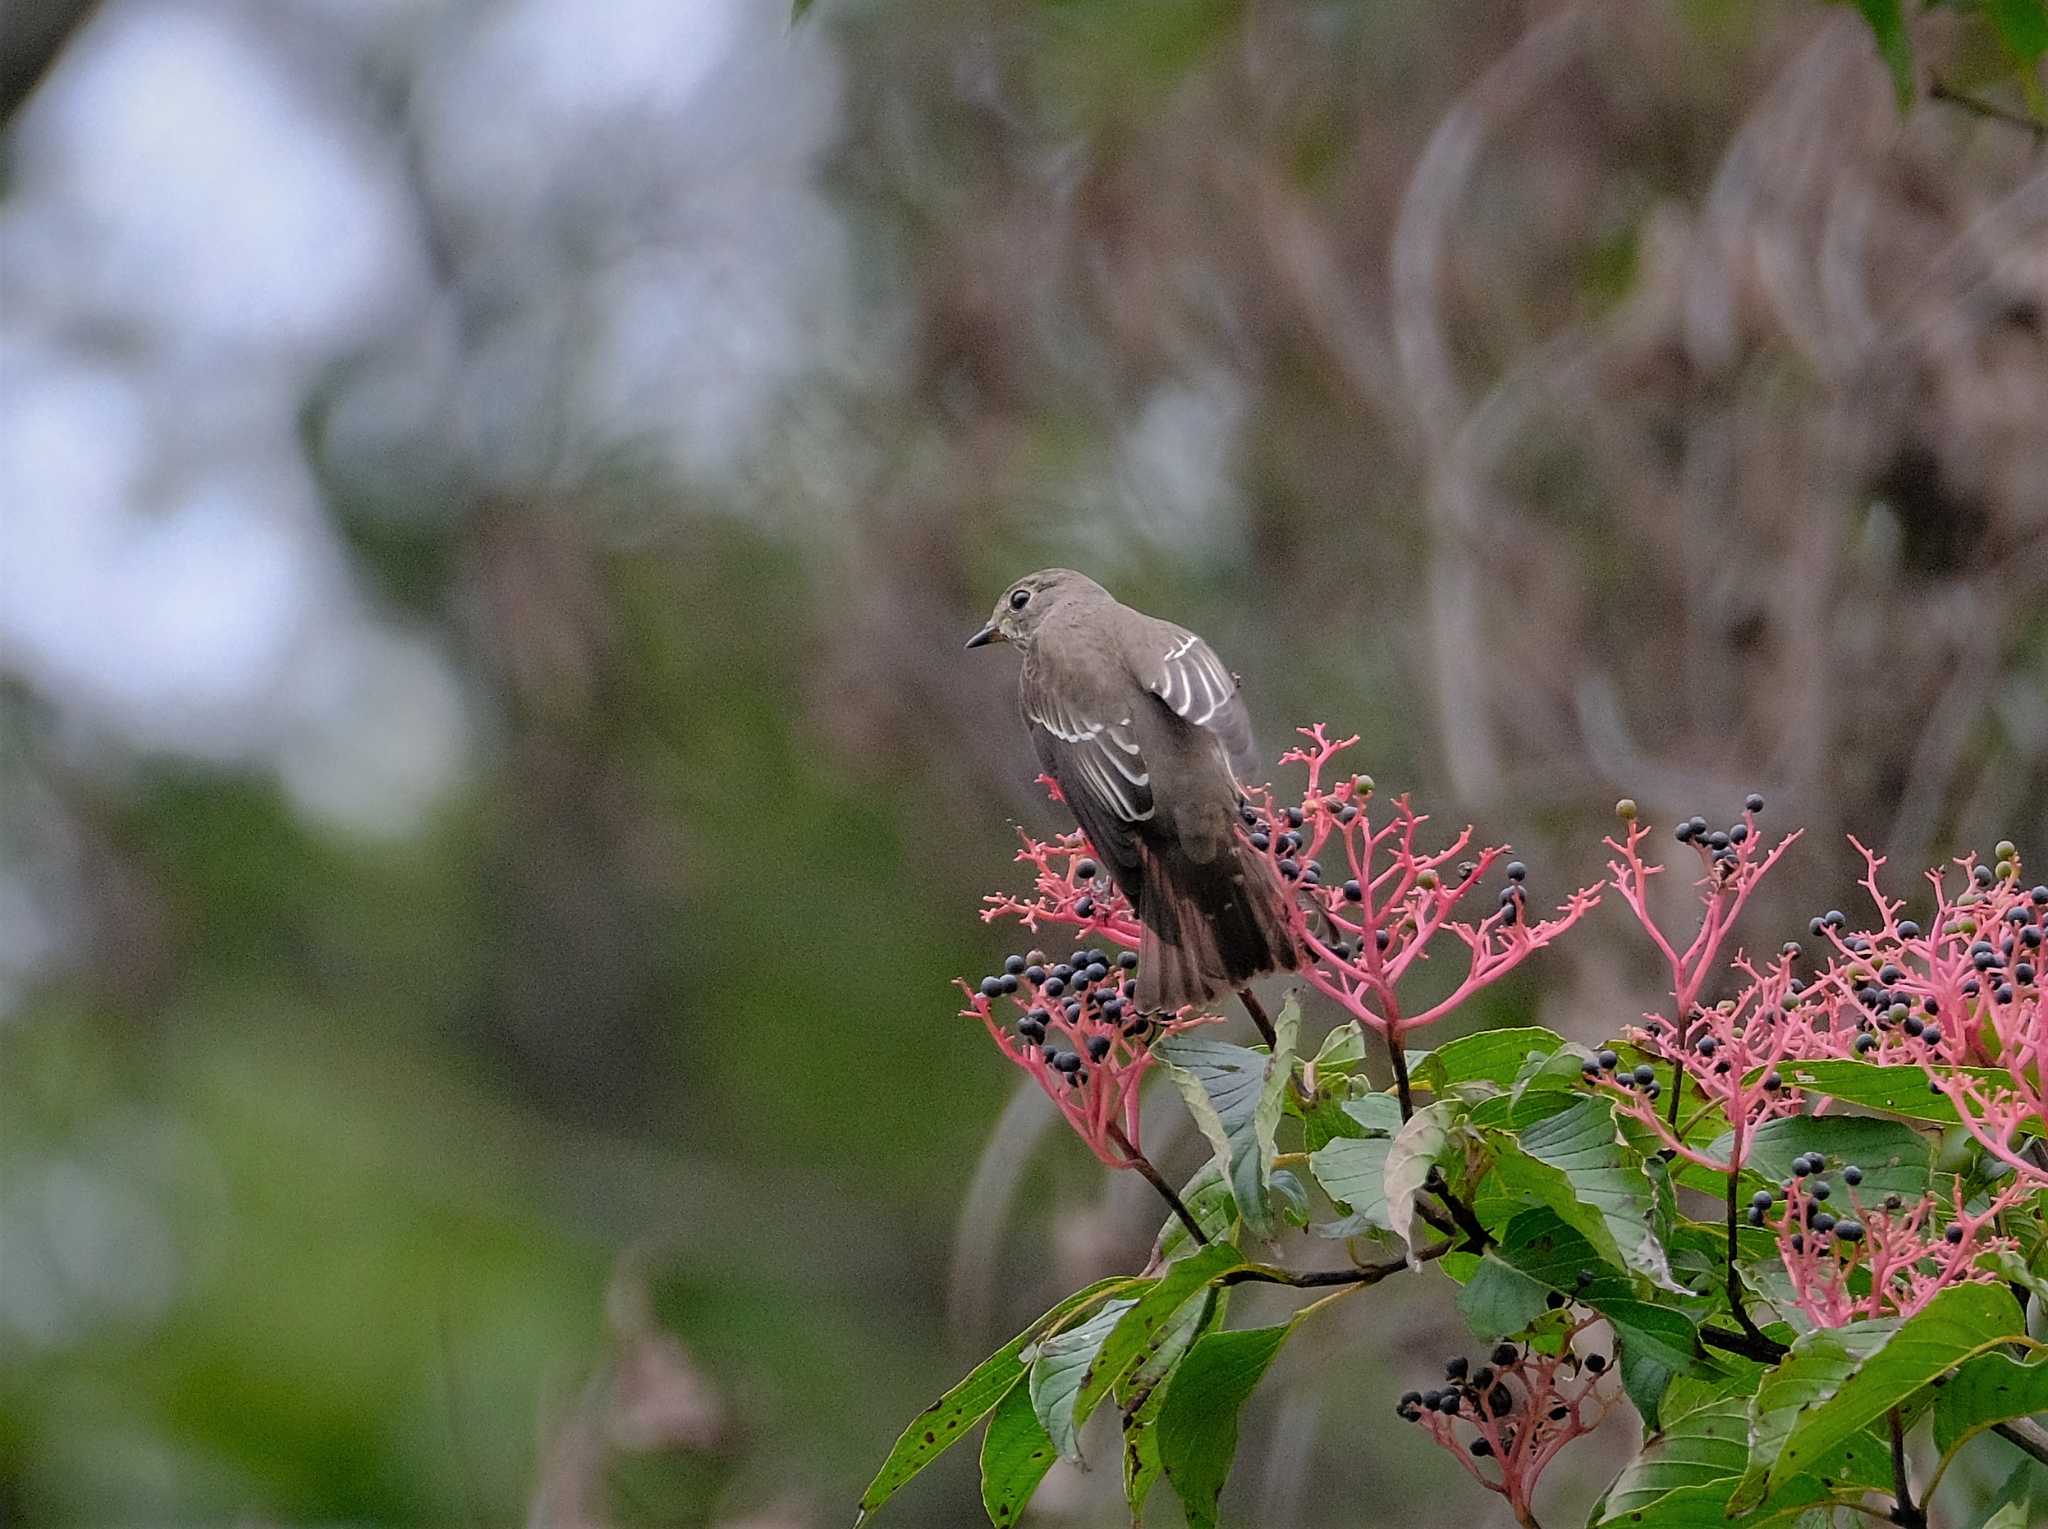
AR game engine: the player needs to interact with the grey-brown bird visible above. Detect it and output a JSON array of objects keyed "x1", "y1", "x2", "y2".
[{"x1": 967, "y1": 569, "x2": 1299, "y2": 1012}]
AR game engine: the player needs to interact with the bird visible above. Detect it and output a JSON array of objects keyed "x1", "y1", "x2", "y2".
[{"x1": 966, "y1": 568, "x2": 1298, "y2": 1013}]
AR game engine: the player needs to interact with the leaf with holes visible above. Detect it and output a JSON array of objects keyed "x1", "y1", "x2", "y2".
[
  {"x1": 979, "y1": 1382, "x2": 1056, "y2": 1528},
  {"x1": 857, "y1": 1276, "x2": 1138, "y2": 1523},
  {"x1": 1071, "y1": 1243, "x2": 1244, "y2": 1437},
  {"x1": 1593, "y1": 1394, "x2": 1890, "y2": 1527},
  {"x1": 1932, "y1": 1351, "x2": 2048, "y2": 1461},
  {"x1": 1120, "y1": 1286, "x2": 1227, "y2": 1525},
  {"x1": 1731, "y1": 1282, "x2": 2026, "y2": 1511},
  {"x1": 1158, "y1": 1321, "x2": 1299, "y2": 1529}
]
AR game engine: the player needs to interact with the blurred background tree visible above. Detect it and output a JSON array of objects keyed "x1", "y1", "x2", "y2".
[{"x1": 0, "y1": 0, "x2": 2042, "y2": 1524}]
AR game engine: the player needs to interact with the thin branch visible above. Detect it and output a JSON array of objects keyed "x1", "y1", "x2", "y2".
[
  {"x1": 1239, "y1": 987, "x2": 1277, "y2": 1049},
  {"x1": 1725, "y1": 1169, "x2": 1770, "y2": 1347},
  {"x1": 1221, "y1": 1237, "x2": 1456, "y2": 1290},
  {"x1": 1929, "y1": 77, "x2": 2048, "y2": 139},
  {"x1": 1889, "y1": 1407, "x2": 1925, "y2": 1529},
  {"x1": 1107, "y1": 1122, "x2": 1207, "y2": 1247},
  {"x1": 1385, "y1": 1019, "x2": 1414, "y2": 1120},
  {"x1": 1991, "y1": 1416, "x2": 2048, "y2": 1469}
]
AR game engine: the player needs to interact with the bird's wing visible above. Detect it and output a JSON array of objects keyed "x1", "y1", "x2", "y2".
[
  {"x1": 1022, "y1": 664, "x2": 1154, "y2": 876},
  {"x1": 1139, "y1": 627, "x2": 1258, "y2": 784}
]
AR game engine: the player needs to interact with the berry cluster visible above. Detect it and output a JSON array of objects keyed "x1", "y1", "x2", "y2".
[
  {"x1": 1396, "y1": 1319, "x2": 1620, "y2": 1522},
  {"x1": 1747, "y1": 1153, "x2": 2025, "y2": 1327},
  {"x1": 1799, "y1": 839, "x2": 2048, "y2": 1191},
  {"x1": 960, "y1": 941, "x2": 1215, "y2": 1167},
  {"x1": 1248, "y1": 726, "x2": 1601, "y2": 1042}
]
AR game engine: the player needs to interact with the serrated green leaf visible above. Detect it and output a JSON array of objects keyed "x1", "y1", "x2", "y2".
[
  {"x1": 1072, "y1": 1244, "x2": 1244, "y2": 1433},
  {"x1": 1777, "y1": 1061, "x2": 2037, "y2": 1132},
  {"x1": 1307, "y1": 1133, "x2": 1394, "y2": 1236},
  {"x1": 1156, "y1": 995, "x2": 1299, "y2": 1238},
  {"x1": 1383, "y1": 1099, "x2": 1458, "y2": 1256},
  {"x1": 1120, "y1": 1287, "x2": 1226, "y2": 1524},
  {"x1": 1596, "y1": 1396, "x2": 1759, "y2": 1519},
  {"x1": 1150, "y1": 1160, "x2": 1238, "y2": 1266},
  {"x1": 1454, "y1": 1254, "x2": 1553, "y2": 1339},
  {"x1": 1732, "y1": 1282, "x2": 2026, "y2": 1511},
  {"x1": 1489, "y1": 1095, "x2": 1684, "y2": 1290},
  {"x1": 1157, "y1": 1321, "x2": 1297, "y2": 1529},
  {"x1": 1594, "y1": 1395, "x2": 1891, "y2": 1526},
  {"x1": 858, "y1": 1275, "x2": 1137, "y2": 1522},
  {"x1": 1412, "y1": 1026, "x2": 1565, "y2": 1093},
  {"x1": 1933, "y1": 1351, "x2": 2048, "y2": 1459},
  {"x1": 1714, "y1": 1114, "x2": 1933, "y2": 1204},
  {"x1": 979, "y1": 1382, "x2": 1057, "y2": 1528},
  {"x1": 1492, "y1": 1208, "x2": 1704, "y2": 1375},
  {"x1": 1029, "y1": 1297, "x2": 1138, "y2": 1462}
]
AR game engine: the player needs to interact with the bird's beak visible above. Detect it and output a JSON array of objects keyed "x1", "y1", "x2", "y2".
[{"x1": 964, "y1": 622, "x2": 1002, "y2": 650}]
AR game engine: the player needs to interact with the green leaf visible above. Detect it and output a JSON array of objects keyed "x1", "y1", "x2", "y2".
[
  {"x1": 1029, "y1": 1296, "x2": 1138, "y2": 1462},
  {"x1": 1454, "y1": 1254, "x2": 1553, "y2": 1339},
  {"x1": 858, "y1": 1276, "x2": 1137, "y2": 1522},
  {"x1": 1383, "y1": 1100, "x2": 1458, "y2": 1256},
  {"x1": 1120, "y1": 1288, "x2": 1226, "y2": 1524},
  {"x1": 1306, "y1": 1134, "x2": 1394, "y2": 1236},
  {"x1": 1731, "y1": 1282, "x2": 2027, "y2": 1511},
  {"x1": 1488, "y1": 1095, "x2": 1684, "y2": 1291},
  {"x1": 1412, "y1": 1026, "x2": 1565, "y2": 1093},
  {"x1": 1849, "y1": 0, "x2": 1915, "y2": 110},
  {"x1": 1594, "y1": 1395, "x2": 1891, "y2": 1526},
  {"x1": 1596, "y1": 1395, "x2": 1761, "y2": 1520},
  {"x1": 979, "y1": 1382, "x2": 1056, "y2": 1528},
  {"x1": 1776, "y1": 1061, "x2": 2036, "y2": 1132},
  {"x1": 1988, "y1": 0, "x2": 2048, "y2": 64},
  {"x1": 1157, "y1": 1322, "x2": 1296, "y2": 1529},
  {"x1": 1717, "y1": 1113, "x2": 1933, "y2": 1203},
  {"x1": 1340, "y1": 1092, "x2": 1404, "y2": 1136},
  {"x1": 1150, "y1": 1160, "x2": 1238, "y2": 1266},
  {"x1": 1492, "y1": 1209, "x2": 1703, "y2": 1374},
  {"x1": 1156, "y1": 995, "x2": 1299, "y2": 1238},
  {"x1": 1308, "y1": 1019, "x2": 1367, "y2": 1070},
  {"x1": 1072, "y1": 1244, "x2": 1245, "y2": 1436},
  {"x1": 1933, "y1": 1351, "x2": 2048, "y2": 1458},
  {"x1": 1965, "y1": 1458, "x2": 2044, "y2": 1529}
]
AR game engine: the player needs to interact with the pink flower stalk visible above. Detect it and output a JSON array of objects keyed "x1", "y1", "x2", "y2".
[
  {"x1": 976, "y1": 780, "x2": 1148, "y2": 952},
  {"x1": 1399, "y1": 1325, "x2": 1622, "y2": 1527},
  {"x1": 1588, "y1": 950, "x2": 1823, "y2": 1172},
  {"x1": 1256, "y1": 727, "x2": 1600, "y2": 1045},
  {"x1": 1596, "y1": 805, "x2": 1804, "y2": 1169},
  {"x1": 1764, "y1": 1177, "x2": 2025, "y2": 1329},
  {"x1": 1800, "y1": 840, "x2": 2047, "y2": 1191}
]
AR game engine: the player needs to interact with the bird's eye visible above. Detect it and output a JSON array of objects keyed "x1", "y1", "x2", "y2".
[{"x1": 1008, "y1": 588, "x2": 1031, "y2": 610}]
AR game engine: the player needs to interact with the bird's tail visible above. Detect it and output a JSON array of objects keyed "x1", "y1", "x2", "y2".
[{"x1": 1134, "y1": 838, "x2": 1299, "y2": 1013}]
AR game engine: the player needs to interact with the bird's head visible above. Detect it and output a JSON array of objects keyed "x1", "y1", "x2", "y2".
[{"x1": 964, "y1": 568, "x2": 1104, "y2": 653}]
